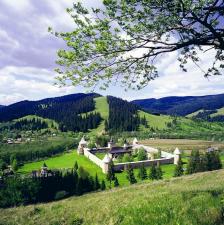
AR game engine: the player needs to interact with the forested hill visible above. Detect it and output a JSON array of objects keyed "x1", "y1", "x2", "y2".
[
  {"x1": 0, "y1": 93, "x2": 102, "y2": 132},
  {"x1": 0, "y1": 94, "x2": 147, "y2": 133},
  {"x1": 132, "y1": 93, "x2": 224, "y2": 116},
  {"x1": 0, "y1": 105, "x2": 4, "y2": 108}
]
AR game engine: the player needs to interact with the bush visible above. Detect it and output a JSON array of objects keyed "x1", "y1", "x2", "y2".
[
  {"x1": 137, "y1": 148, "x2": 147, "y2": 161},
  {"x1": 123, "y1": 153, "x2": 133, "y2": 162},
  {"x1": 69, "y1": 217, "x2": 84, "y2": 225},
  {"x1": 54, "y1": 191, "x2": 68, "y2": 201}
]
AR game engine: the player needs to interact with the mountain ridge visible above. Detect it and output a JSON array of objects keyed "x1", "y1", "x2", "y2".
[{"x1": 132, "y1": 93, "x2": 224, "y2": 116}]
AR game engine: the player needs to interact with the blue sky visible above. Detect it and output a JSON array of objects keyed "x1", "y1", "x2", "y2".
[{"x1": 0, "y1": 0, "x2": 223, "y2": 105}]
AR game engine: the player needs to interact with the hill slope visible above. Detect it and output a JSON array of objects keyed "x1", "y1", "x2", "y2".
[
  {"x1": 132, "y1": 93, "x2": 224, "y2": 116},
  {"x1": 1, "y1": 93, "x2": 224, "y2": 137},
  {"x1": 0, "y1": 93, "x2": 101, "y2": 132},
  {"x1": 1, "y1": 170, "x2": 224, "y2": 225}
]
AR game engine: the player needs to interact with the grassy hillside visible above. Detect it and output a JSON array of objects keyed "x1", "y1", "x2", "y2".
[
  {"x1": 186, "y1": 107, "x2": 224, "y2": 119},
  {"x1": 133, "y1": 93, "x2": 224, "y2": 116},
  {"x1": 211, "y1": 107, "x2": 224, "y2": 117},
  {"x1": 1, "y1": 170, "x2": 224, "y2": 225},
  {"x1": 186, "y1": 109, "x2": 204, "y2": 118},
  {"x1": 15, "y1": 115, "x2": 59, "y2": 129},
  {"x1": 88, "y1": 97, "x2": 109, "y2": 135},
  {"x1": 138, "y1": 110, "x2": 172, "y2": 130}
]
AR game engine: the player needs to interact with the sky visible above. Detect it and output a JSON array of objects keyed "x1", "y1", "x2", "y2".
[{"x1": 0, "y1": 0, "x2": 223, "y2": 105}]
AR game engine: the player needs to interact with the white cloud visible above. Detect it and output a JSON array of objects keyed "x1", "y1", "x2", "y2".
[
  {"x1": 1, "y1": 0, "x2": 32, "y2": 13},
  {"x1": 122, "y1": 48, "x2": 224, "y2": 100},
  {"x1": 0, "y1": 0, "x2": 223, "y2": 105},
  {"x1": 0, "y1": 66, "x2": 83, "y2": 105},
  {"x1": 0, "y1": 30, "x2": 19, "y2": 50}
]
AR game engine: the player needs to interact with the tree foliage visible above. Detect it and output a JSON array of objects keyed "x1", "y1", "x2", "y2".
[
  {"x1": 0, "y1": 162, "x2": 104, "y2": 208},
  {"x1": 186, "y1": 149, "x2": 222, "y2": 174},
  {"x1": 174, "y1": 157, "x2": 184, "y2": 177},
  {"x1": 138, "y1": 163, "x2": 147, "y2": 180},
  {"x1": 126, "y1": 164, "x2": 137, "y2": 184},
  {"x1": 51, "y1": 0, "x2": 224, "y2": 90},
  {"x1": 114, "y1": 176, "x2": 119, "y2": 187},
  {"x1": 137, "y1": 148, "x2": 147, "y2": 161}
]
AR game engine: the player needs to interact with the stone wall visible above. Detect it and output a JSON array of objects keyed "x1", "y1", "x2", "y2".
[
  {"x1": 161, "y1": 151, "x2": 174, "y2": 158},
  {"x1": 113, "y1": 157, "x2": 174, "y2": 171},
  {"x1": 83, "y1": 148, "x2": 105, "y2": 169},
  {"x1": 82, "y1": 147, "x2": 175, "y2": 174}
]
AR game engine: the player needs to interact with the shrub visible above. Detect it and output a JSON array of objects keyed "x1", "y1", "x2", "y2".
[
  {"x1": 69, "y1": 217, "x2": 84, "y2": 225},
  {"x1": 122, "y1": 153, "x2": 133, "y2": 162},
  {"x1": 137, "y1": 148, "x2": 147, "y2": 161},
  {"x1": 54, "y1": 191, "x2": 68, "y2": 201}
]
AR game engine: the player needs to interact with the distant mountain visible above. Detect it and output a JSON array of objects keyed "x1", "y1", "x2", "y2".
[
  {"x1": 0, "y1": 93, "x2": 143, "y2": 133},
  {"x1": 132, "y1": 93, "x2": 224, "y2": 116},
  {"x1": 0, "y1": 105, "x2": 4, "y2": 108},
  {"x1": 0, "y1": 93, "x2": 102, "y2": 132}
]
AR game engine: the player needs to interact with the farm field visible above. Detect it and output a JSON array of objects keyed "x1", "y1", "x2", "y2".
[
  {"x1": 1, "y1": 169, "x2": 224, "y2": 225},
  {"x1": 140, "y1": 138, "x2": 224, "y2": 153}
]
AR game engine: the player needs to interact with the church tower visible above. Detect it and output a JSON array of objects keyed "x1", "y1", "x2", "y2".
[
  {"x1": 108, "y1": 137, "x2": 115, "y2": 149},
  {"x1": 78, "y1": 136, "x2": 87, "y2": 155}
]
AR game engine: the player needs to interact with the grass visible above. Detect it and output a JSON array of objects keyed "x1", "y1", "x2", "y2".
[
  {"x1": 1, "y1": 170, "x2": 224, "y2": 225},
  {"x1": 94, "y1": 96, "x2": 109, "y2": 120},
  {"x1": 19, "y1": 151, "x2": 106, "y2": 181},
  {"x1": 19, "y1": 149, "x2": 178, "y2": 186},
  {"x1": 140, "y1": 139, "x2": 224, "y2": 153},
  {"x1": 211, "y1": 107, "x2": 224, "y2": 117},
  {"x1": 87, "y1": 96, "x2": 109, "y2": 135},
  {"x1": 186, "y1": 110, "x2": 204, "y2": 118},
  {"x1": 95, "y1": 152, "x2": 106, "y2": 160},
  {"x1": 15, "y1": 115, "x2": 59, "y2": 129},
  {"x1": 138, "y1": 110, "x2": 172, "y2": 130}
]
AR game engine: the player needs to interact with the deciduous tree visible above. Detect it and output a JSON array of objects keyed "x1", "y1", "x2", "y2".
[{"x1": 51, "y1": 0, "x2": 224, "y2": 90}]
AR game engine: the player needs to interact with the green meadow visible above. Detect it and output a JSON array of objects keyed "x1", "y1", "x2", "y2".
[
  {"x1": 19, "y1": 150, "x2": 176, "y2": 186},
  {"x1": 1, "y1": 169, "x2": 224, "y2": 225}
]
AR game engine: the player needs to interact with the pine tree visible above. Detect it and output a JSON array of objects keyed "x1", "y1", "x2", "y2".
[
  {"x1": 12, "y1": 159, "x2": 18, "y2": 172},
  {"x1": 106, "y1": 161, "x2": 115, "y2": 188},
  {"x1": 149, "y1": 164, "x2": 157, "y2": 180},
  {"x1": 186, "y1": 150, "x2": 200, "y2": 174},
  {"x1": 155, "y1": 164, "x2": 163, "y2": 180},
  {"x1": 74, "y1": 161, "x2": 79, "y2": 170},
  {"x1": 94, "y1": 173, "x2": 100, "y2": 190},
  {"x1": 137, "y1": 148, "x2": 147, "y2": 161},
  {"x1": 214, "y1": 152, "x2": 222, "y2": 170},
  {"x1": 199, "y1": 154, "x2": 208, "y2": 172},
  {"x1": 76, "y1": 178, "x2": 83, "y2": 195},
  {"x1": 206, "y1": 151, "x2": 222, "y2": 171},
  {"x1": 101, "y1": 180, "x2": 106, "y2": 190},
  {"x1": 114, "y1": 176, "x2": 119, "y2": 187},
  {"x1": 138, "y1": 164, "x2": 147, "y2": 180},
  {"x1": 104, "y1": 120, "x2": 109, "y2": 131},
  {"x1": 174, "y1": 157, "x2": 184, "y2": 177},
  {"x1": 126, "y1": 164, "x2": 137, "y2": 184}
]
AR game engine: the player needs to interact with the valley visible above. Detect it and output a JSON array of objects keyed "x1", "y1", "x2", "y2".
[{"x1": 1, "y1": 93, "x2": 224, "y2": 225}]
